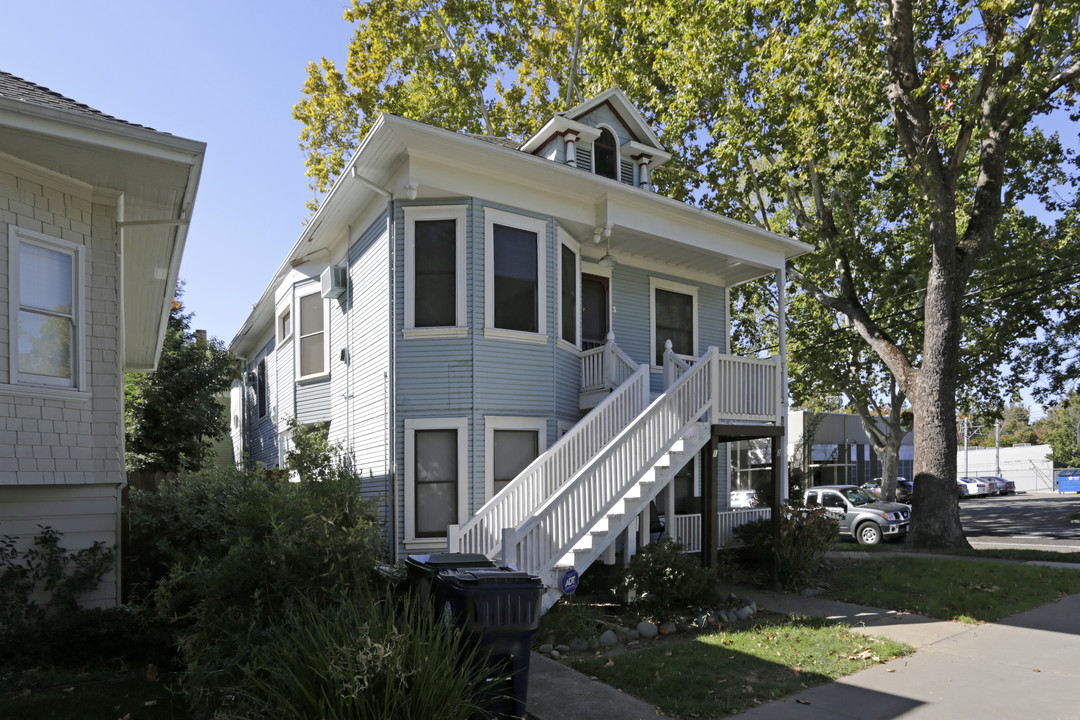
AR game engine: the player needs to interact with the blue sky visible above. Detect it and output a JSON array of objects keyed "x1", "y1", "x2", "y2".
[{"x1": 3, "y1": 0, "x2": 354, "y2": 344}]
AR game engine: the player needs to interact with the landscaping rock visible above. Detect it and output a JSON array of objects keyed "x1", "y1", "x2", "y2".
[
  {"x1": 555, "y1": 644, "x2": 570, "y2": 653},
  {"x1": 659, "y1": 621, "x2": 677, "y2": 635},
  {"x1": 735, "y1": 605, "x2": 753, "y2": 621},
  {"x1": 628, "y1": 629, "x2": 640, "y2": 641},
  {"x1": 801, "y1": 587, "x2": 824, "y2": 597},
  {"x1": 637, "y1": 621, "x2": 659, "y2": 639},
  {"x1": 569, "y1": 637, "x2": 589, "y2": 652},
  {"x1": 599, "y1": 630, "x2": 618, "y2": 648},
  {"x1": 677, "y1": 622, "x2": 694, "y2": 634},
  {"x1": 550, "y1": 650, "x2": 561, "y2": 660},
  {"x1": 538, "y1": 643, "x2": 553, "y2": 654}
]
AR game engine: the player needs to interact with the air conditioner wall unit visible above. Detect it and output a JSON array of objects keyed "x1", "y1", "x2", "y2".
[{"x1": 321, "y1": 265, "x2": 348, "y2": 299}]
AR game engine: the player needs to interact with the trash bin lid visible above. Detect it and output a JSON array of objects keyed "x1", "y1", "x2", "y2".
[
  {"x1": 406, "y1": 553, "x2": 496, "y2": 569},
  {"x1": 437, "y1": 567, "x2": 543, "y2": 587}
]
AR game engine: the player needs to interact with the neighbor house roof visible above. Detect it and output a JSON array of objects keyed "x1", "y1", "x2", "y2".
[{"x1": 0, "y1": 70, "x2": 205, "y2": 370}]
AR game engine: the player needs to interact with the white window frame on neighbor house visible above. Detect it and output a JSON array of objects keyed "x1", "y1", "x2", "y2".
[
  {"x1": 484, "y1": 416, "x2": 547, "y2": 501},
  {"x1": 404, "y1": 205, "x2": 467, "y2": 338},
  {"x1": 294, "y1": 283, "x2": 329, "y2": 382},
  {"x1": 404, "y1": 417, "x2": 468, "y2": 546},
  {"x1": 484, "y1": 208, "x2": 547, "y2": 343},
  {"x1": 557, "y1": 228, "x2": 580, "y2": 351},
  {"x1": 650, "y1": 276, "x2": 698, "y2": 369},
  {"x1": 6, "y1": 225, "x2": 86, "y2": 393}
]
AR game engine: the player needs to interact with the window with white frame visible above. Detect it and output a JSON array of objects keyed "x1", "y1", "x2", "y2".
[
  {"x1": 296, "y1": 288, "x2": 327, "y2": 379},
  {"x1": 594, "y1": 127, "x2": 619, "y2": 179},
  {"x1": 485, "y1": 417, "x2": 546, "y2": 499},
  {"x1": 404, "y1": 206, "x2": 466, "y2": 332},
  {"x1": 405, "y1": 418, "x2": 468, "y2": 542},
  {"x1": 485, "y1": 209, "x2": 547, "y2": 339},
  {"x1": 7, "y1": 226, "x2": 84, "y2": 389},
  {"x1": 651, "y1": 277, "x2": 697, "y2": 366},
  {"x1": 558, "y1": 231, "x2": 579, "y2": 346},
  {"x1": 278, "y1": 306, "x2": 292, "y2": 343}
]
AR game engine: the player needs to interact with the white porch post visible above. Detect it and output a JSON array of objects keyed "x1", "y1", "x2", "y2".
[
  {"x1": 639, "y1": 503, "x2": 651, "y2": 548},
  {"x1": 776, "y1": 265, "x2": 790, "y2": 500}
]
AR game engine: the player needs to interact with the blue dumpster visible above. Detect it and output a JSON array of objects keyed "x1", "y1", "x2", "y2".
[
  {"x1": 434, "y1": 567, "x2": 544, "y2": 720},
  {"x1": 1059, "y1": 473, "x2": 1080, "y2": 493}
]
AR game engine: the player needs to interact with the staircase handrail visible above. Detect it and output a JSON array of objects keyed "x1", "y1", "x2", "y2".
[
  {"x1": 504, "y1": 348, "x2": 718, "y2": 576},
  {"x1": 581, "y1": 332, "x2": 639, "y2": 391},
  {"x1": 450, "y1": 363, "x2": 651, "y2": 557}
]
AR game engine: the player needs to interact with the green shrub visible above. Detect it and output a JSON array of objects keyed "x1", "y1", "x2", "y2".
[
  {"x1": 131, "y1": 464, "x2": 385, "y2": 706},
  {"x1": 733, "y1": 502, "x2": 836, "y2": 588},
  {"x1": 0, "y1": 525, "x2": 114, "y2": 637},
  {"x1": 621, "y1": 540, "x2": 719, "y2": 617},
  {"x1": 232, "y1": 591, "x2": 490, "y2": 720}
]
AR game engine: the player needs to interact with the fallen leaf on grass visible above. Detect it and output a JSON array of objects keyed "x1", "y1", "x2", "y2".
[{"x1": 604, "y1": 659, "x2": 614, "y2": 668}]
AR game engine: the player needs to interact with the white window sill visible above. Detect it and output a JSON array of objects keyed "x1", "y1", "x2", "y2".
[
  {"x1": 483, "y1": 328, "x2": 549, "y2": 345},
  {"x1": 0, "y1": 382, "x2": 92, "y2": 403},
  {"x1": 402, "y1": 327, "x2": 469, "y2": 340},
  {"x1": 403, "y1": 538, "x2": 450, "y2": 551},
  {"x1": 556, "y1": 338, "x2": 581, "y2": 354}
]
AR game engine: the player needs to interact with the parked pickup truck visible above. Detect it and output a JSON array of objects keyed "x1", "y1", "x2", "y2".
[{"x1": 804, "y1": 485, "x2": 911, "y2": 545}]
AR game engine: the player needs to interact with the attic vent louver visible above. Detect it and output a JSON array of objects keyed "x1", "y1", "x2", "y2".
[{"x1": 321, "y1": 265, "x2": 348, "y2": 299}]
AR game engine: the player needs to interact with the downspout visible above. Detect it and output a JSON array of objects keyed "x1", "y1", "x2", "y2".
[{"x1": 777, "y1": 265, "x2": 789, "y2": 500}]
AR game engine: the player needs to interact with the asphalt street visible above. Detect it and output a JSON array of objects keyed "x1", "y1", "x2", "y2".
[{"x1": 959, "y1": 491, "x2": 1080, "y2": 552}]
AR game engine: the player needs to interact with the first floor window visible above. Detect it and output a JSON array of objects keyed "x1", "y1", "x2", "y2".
[
  {"x1": 406, "y1": 418, "x2": 467, "y2": 542},
  {"x1": 298, "y1": 291, "x2": 325, "y2": 378},
  {"x1": 8, "y1": 226, "x2": 82, "y2": 388},
  {"x1": 492, "y1": 429, "x2": 539, "y2": 495}
]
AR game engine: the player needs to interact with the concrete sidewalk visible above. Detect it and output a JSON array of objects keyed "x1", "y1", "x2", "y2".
[{"x1": 527, "y1": 566, "x2": 1080, "y2": 719}]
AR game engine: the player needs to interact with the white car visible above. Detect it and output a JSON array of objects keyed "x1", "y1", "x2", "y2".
[
  {"x1": 957, "y1": 477, "x2": 990, "y2": 497},
  {"x1": 730, "y1": 490, "x2": 760, "y2": 508}
]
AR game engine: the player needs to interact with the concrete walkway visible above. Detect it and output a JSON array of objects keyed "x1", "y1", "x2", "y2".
[{"x1": 526, "y1": 556, "x2": 1080, "y2": 720}]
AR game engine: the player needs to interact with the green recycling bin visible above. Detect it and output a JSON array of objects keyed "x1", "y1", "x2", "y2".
[{"x1": 434, "y1": 567, "x2": 544, "y2": 720}]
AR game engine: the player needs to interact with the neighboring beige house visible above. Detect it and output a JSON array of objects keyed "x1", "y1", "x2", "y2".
[{"x1": 0, "y1": 71, "x2": 205, "y2": 606}]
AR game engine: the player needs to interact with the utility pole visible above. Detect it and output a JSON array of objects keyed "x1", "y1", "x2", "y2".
[{"x1": 995, "y1": 420, "x2": 1001, "y2": 476}]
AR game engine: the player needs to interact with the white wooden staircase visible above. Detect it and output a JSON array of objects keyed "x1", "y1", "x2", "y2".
[{"x1": 448, "y1": 341, "x2": 781, "y2": 613}]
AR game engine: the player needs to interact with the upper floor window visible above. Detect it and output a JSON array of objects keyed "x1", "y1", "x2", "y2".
[
  {"x1": 559, "y1": 236, "x2": 579, "y2": 346},
  {"x1": 278, "y1": 307, "x2": 292, "y2": 343},
  {"x1": 651, "y1": 277, "x2": 697, "y2": 366},
  {"x1": 484, "y1": 209, "x2": 547, "y2": 341},
  {"x1": 297, "y1": 288, "x2": 327, "y2": 379},
  {"x1": 7, "y1": 226, "x2": 84, "y2": 389},
  {"x1": 257, "y1": 358, "x2": 268, "y2": 418},
  {"x1": 404, "y1": 206, "x2": 466, "y2": 334},
  {"x1": 594, "y1": 128, "x2": 618, "y2": 180}
]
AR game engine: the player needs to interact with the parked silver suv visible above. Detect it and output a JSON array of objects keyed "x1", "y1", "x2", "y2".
[{"x1": 804, "y1": 485, "x2": 911, "y2": 545}]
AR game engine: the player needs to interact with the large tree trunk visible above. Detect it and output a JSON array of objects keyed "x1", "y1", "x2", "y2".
[{"x1": 907, "y1": 261, "x2": 970, "y2": 550}]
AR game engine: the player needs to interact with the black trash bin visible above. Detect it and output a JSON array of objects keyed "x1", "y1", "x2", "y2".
[
  {"x1": 405, "y1": 552, "x2": 496, "y2": 608},
  {"x1": 434, "y1": 567, "x2": 544, "y2": 720}
]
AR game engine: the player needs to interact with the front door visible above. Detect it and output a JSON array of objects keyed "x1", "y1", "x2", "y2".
[{"x1": 581, "y1": 274, "x2": 609, "y2": 350}]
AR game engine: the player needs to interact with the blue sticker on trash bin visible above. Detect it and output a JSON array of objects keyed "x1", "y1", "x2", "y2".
[{"x1": 561, "y1": 569, "x2": 579, "y2": 594}]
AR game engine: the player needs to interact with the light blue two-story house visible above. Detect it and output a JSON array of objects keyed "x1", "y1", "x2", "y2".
[{"x1": 229, "y1": 89, "x2": 809, "y2": 607}]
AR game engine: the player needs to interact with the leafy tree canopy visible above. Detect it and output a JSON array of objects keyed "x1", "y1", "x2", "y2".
[
  {"x1": 125, "y1": 285, "x2": 236, "y2": 473},
  {"x1": 1034, "y1": 392, "x2": 1080, "y2": 467}
]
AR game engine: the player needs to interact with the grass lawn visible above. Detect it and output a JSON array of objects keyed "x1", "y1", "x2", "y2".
[
  {"x1": 0, "y1": 670, "x2": 190, "y2": 720},
  {"x1": 567, "y1": 615, "x2": 910, "y2": 718},
  {"x1": 824, "y1": 555, "x2": 1080, "y2": 623}
]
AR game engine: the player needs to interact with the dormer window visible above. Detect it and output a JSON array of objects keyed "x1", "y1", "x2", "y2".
[{"x1": 594, "y1": 128, "x2": 618, "y2": 179}]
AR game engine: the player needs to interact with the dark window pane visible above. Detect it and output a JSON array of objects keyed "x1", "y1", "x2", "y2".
[
  {"x1": 560, "y1": 245, "x2": 576, "y2": 344},
  {"x1": 257, "y1": 359, "x2": 267, "y2": 417},
  {"x1": 415, "y1": 429, "x2": 458, "y2": 537},
  {"x1": 493, "y1": 430, "x2": 538, "y2": 495},
  {"x1": 594, "y1": 129, "x2": 618, "y2": 179},
  {"x1": 493, "y1": 224, "x2": 538, "y2": 332},
  {"x1": 415, "y1": 219, "x2": 456, "y2": 326},
  {"x1": 654, "y1": 287, "x2": 694, "y2": 364}
]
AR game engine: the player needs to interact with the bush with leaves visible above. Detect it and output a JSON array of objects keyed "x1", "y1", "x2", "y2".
[
  {"x1": 621, "y1": 539, "x2": 719, "y2": 618},
  {"x1": 131, "y1": 463, "x2": 384, "y2": 708},
  {"x1": 733, "y1": 502, "x2": 837, "y2": 588},
  {"x1": 234, "y1": 590, "x2": 490, "y2": 720}
]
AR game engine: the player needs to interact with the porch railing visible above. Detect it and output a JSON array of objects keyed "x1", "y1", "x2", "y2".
[
  {"x1": 670, "y1": 508, "x2": 773, "y2": 552},
  {"x1": 581, "y1": 332, "x2": 639, "y2": 393}
]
